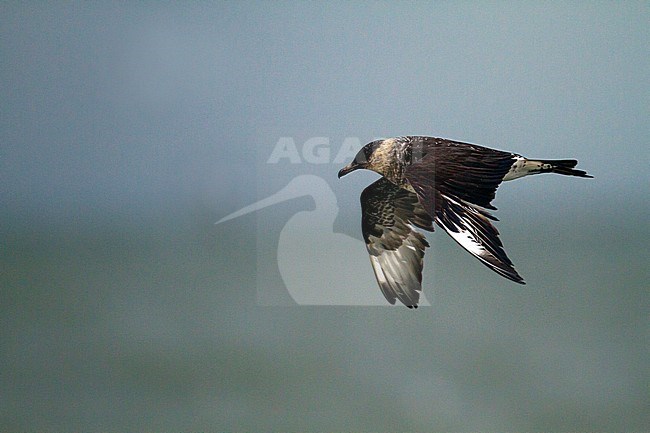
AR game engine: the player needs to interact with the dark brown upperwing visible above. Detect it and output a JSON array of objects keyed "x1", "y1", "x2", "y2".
[{"x1": 405, "y1": 137, "x2": 517, "y2": 214}]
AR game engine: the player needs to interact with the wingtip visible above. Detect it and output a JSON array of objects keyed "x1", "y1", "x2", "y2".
[{"x1": 503, "y1": 268, "x2": 526, "y2": 285}]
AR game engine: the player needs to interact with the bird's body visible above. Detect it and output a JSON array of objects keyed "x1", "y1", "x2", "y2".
[{"x1": 338, "y1": 136, "x2": 592, "y2": 308}]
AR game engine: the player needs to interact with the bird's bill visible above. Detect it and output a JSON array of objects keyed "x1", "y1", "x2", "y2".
[{"x1": 338, "y1": 163, "x2": 357, "y2": 178}]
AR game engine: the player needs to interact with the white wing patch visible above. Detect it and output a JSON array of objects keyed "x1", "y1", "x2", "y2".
[
  {"x1": 435, "y1": 194, "x2": 525, "y2": 283},
  {"x1": 442, "y1": 219, "x2": 486, "y2": 258}
]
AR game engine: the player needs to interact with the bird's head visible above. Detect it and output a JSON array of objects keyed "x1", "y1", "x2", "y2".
[{"x1": 338, "y1": 139, "x2": 385, "y2": 178}]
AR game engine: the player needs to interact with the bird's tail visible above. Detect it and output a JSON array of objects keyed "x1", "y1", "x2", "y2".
[{"x1": 536, "y1": 159, "x2": 593, "y2": 178}]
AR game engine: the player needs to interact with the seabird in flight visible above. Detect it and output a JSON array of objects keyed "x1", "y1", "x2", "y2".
[{"x1": 338, "y1": 136, "x2": 592, "y2": 308}]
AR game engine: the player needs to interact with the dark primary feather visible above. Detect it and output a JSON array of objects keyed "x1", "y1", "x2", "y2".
[{"x1": 361, "y1": 178, "x2": 434, "y2": 307}]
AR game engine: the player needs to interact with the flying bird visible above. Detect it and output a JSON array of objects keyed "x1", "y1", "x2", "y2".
[{"x1": 338, "y1": 136, "x2": 592, "y2": 308}]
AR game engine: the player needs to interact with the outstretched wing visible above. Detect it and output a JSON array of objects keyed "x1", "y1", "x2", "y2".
[
  {"x1": 435, "y1": 192, "x2": 524, "y2": 283},
  {"x1": 361, "y1": 178, "x2": 434, "y2": 308},
  {"x1": 404, "y1": 137, "x2": 525, "y2": 284}
]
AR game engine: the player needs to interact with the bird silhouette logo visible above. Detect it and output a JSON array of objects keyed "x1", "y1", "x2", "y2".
[{"x1": 216, "y1": 174, "x2": 432, "y2": 306}]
